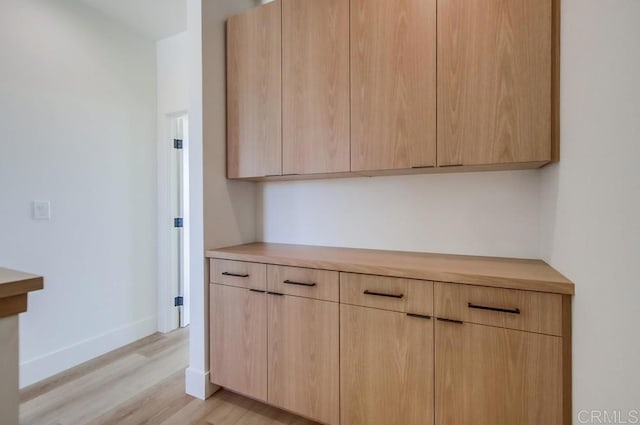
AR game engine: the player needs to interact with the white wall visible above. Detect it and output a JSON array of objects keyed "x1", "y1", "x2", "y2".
[
  {"x1": 540, "y1": 0, "x2": 640, "y2": 417},
  {"x1": 156, "y1": 32, "x2": 189, "y2": 333},
  {"x1": 185, "y1": 0, "x2": 257, "y2": 399},
  {"x1": 157, "y1": 33, "x2": 189, "y2": 114},
  {"x1": 259, "y1": 171, "x2": 542, "y2": 258},
  {"x1": 0, "y1": 0, "x2": 157, "y2": 387}
]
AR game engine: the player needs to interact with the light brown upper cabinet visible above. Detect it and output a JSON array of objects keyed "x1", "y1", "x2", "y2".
[
  {"x1": 350, "y1": 0, "x2": 437, "y2": 172},
  {"x1": 225, "y1": 0, "x2": 559, "y2": 180},
  {"x1": 282, "y1": 0, "x2": 350, "y2": 175},
  {"x1": 437, "y1": 0, "x2": 553, "y2": 167},
  {"x1": 227, "y1": 0, "x2": 282, "y2": 178}
]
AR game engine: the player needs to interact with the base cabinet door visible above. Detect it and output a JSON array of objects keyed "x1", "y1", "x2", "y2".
[
  {"x1": 341, "y1": 304, "x2": 434, "y2": 425},
  {"x1": 268, "y1": 295, "x2": 339, "y2": 425},
  {"x1": 210, "y1": 284, "x2": 267, "y2": 401},
  {"x1": 435, "y1": 320, "x2": 563, "y2": 425}
]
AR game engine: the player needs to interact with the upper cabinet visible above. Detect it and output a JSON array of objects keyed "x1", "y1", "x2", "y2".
[
  {"x1": 224, "y1": 0, "x2": 558, "y2": 180},
  {"x1": 437, "y1": 0, "x2": 553, "y2": 167},
  {"x1": 350, "y1": 0, "x2": 437, "y2": 172},
  {"x1": 227, "y1": 0, "x2": 282, "y2": 178},
  {"x1": 282, "y1": 0, "x2": 350, "y2": 175}
]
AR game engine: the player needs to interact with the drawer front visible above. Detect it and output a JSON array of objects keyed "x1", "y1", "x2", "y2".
[
  {"x1": 435, "y1": 282, "x2": 563, "y2": 336},
  {"x1": 210, "y1": 259, "x2": 266, "y2": 290},
  {"x1": 268, "y1": 265, "x2": 339, "y2": 302},
  {"x1": 340, "y1": 273, "x2": 433, "y2": 315}
]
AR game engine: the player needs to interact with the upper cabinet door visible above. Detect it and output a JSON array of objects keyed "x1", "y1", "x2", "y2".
[
  {"x1": 350, "y1": 0, "x2": 437, "y2": 172},
  {"x1": 282, "y1": 0, "x2": 350, "y2": 175},
  {"x1": 227, "y1": 1, "x2": 282, "y2": 178},
  {"x1": 437, "y1": 0, "x2": 552, "y2": 166}
]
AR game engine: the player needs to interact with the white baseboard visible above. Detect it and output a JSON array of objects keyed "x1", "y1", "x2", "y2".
[
  {"x1": 19, "y1": 316, "x2": 157, "y2": 388},
  {"x1": 185, "y1": 367, "x2": 219, "y2": 400}
]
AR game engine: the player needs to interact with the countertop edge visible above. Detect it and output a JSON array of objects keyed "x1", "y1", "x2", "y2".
[
  {"x1": 0, "y1": 269, "x2": 44, "y2": 299},
  {"x1": 205, "y1": 245, "x2": 575, "y2": 296}
]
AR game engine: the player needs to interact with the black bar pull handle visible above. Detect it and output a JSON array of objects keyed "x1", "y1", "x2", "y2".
[
  {"x1": 364, "y1": 290, "x2": 404, "y2": 299},
  {"x1": 468, "y1": 303, "x2": 521, "y2": 315},
  {"x1": 249, "y1": 289, "x2": 265, "y2": 293},
  {"x1": 222, "y1": 272, "x2": 249, "y2": 278},
  {"x1": 406, "y1": 313, "x2": 431, "y2": 320},
  {"x1": 284, "y1": 280, "x2": 317, "y2": 287},
  {"x1": 437, "y1": 317, "x2": 464, "y2": 325},
  {"x1": 267, "y1": 291, "x2": 284, "y2": 296}
]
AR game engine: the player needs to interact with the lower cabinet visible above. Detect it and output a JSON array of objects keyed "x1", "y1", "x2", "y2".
[
  {"x1": 436, "y1": 320, "x2": 563, "y2": 425},
  {"x1": 210, "y1": 282, "x2": 339, "y2": 425},
  {"x1": 210, "y1": 259, "x2": 571, "y2": 425},
  {"x1": 210, "y1": 284, "x2": 267, "y2": 401},
  {"x1": 268, "y1": 294, "x2": 339, "y2": 424},
  {"x1": 341, "y1": 304, "x2": 434, "y2": 425}
]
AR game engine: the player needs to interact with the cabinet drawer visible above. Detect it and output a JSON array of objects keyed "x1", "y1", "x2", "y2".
[
  {"x1": 210, "y1": 259, "x2": 266, "y2": 290},
  {"x1": 435, "y1": 282, "x2": 563, "y2": 336},
  {"x1": 340, "y1": 273, "x2": 433, "y2": 316},
  {"x1": 268, "y1": 265, "x2": 339, "y2": 302}
]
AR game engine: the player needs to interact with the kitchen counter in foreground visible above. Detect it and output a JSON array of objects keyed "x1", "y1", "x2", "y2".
[{"x1": 0, "y1": 267, "x2": 43, "y2": 425}]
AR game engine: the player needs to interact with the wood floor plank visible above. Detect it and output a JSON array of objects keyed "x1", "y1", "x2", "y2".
[
  {"x1": 205, "y1": 390, "x2": 260, "y2": 425},
  {"x1": 20, "y1": 328, "x2": 319, "y2": 425},
  {"x1": 86, "y1": 371, "x2": 192, "y2": 425},
  {"x1": 20, "y1": 332, "x2": 168, "y2": 403},
  {"x1": 22, "y1": 343, "x2": 188, "y2": 424}
]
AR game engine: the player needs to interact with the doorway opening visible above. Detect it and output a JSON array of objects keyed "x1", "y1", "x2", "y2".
[{"x1": 170, "y1": 114, "x2": 190, "y2": 328}]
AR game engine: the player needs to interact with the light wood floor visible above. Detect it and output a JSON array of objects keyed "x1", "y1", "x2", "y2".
[{"x1": 20, "y1": 328, "x2": 318, "y2": 425}]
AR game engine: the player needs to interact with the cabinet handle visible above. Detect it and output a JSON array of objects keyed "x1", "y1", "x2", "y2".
[
  {"x1": 406, "y1": 313, "x2": 431, "y2": 320},
  {"x1": 363, "y1": 290, "x2": 404, "y2": 299},
  {"x1": 267, "y1": 291, "x2": 284, "y2": 296},
  {"x1": 222, "y1": 272, "x2": 249, "y2": 278},
  {"x1": 283, "y1": 279, "x2": 317, "y2": 287},
  {"x1": 437, "y1": 317, "x2": 464, "y2": 325},
  {"x1": 249, "y1": 289, "x2": 265, "y2": 293},
  {"x1": 468, "y1": 303, "x2": 521, "y2": 315}
]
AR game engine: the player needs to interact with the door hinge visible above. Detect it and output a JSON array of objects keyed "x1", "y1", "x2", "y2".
[
  {"x1": 174, "y1": 296, "x2": 184, "y2": 307},
  {"x1": 173, "y1": 139, "x2": 183, "y2": 149},
  {"x1": 174, "y1": 217, "x2": 184, "y2": 228}
]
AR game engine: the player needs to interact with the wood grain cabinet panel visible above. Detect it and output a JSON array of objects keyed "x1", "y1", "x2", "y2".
[
  {"x1": 268, "y1": 265, "x2": 339, "y2": 302},
  {"x1": 350, "y1": 0, "x2": 437, "y2": 171},
  {"x1": 341, "y1": 304, "x2": 434, "y2": 425},
  {"x1": 436, "y1": 321, "x2": 562, "y2": 425},
  {"x1": 437, "y1": 0, "x2": 552, "y2": 166},
  {"x1": 282, "y1": 0, "x2": 350, "y2": 175},
  {"x1": 435, "y1": 282, "x2": 563, "y2": 336},
  {"x1": 341, "y1": 273, "x2": 433, "y2": 315},
  {"x1": 227, "y1": 1, "x2": 282, "y2": 178},
  {"x1": 210, "y1": 259, "x2": 266, "y2": 290},
  {"x1": 210, "y1": 284, "x2": 267, "y2": 402},
  {"x1": 268, "y1": 295, "x2": 339, "y2": 425}
]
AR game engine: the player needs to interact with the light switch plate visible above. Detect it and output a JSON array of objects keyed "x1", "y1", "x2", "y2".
[{"x1": 32, "y1": 200, "x2": 51, "y2": 220}]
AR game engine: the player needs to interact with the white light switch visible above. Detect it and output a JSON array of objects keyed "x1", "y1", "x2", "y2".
[{"x1": 32, "y1": 200, "x2": 51, "y2": 220}]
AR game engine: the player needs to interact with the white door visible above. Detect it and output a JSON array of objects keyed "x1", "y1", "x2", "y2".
[{"x1": 170, "y1": 115, "x2": 190, "y2": 327}]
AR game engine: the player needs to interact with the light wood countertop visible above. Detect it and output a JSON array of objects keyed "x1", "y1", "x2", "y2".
[
  {"x1": 206, "y1": 243, "x2": 574, "y2": 295},
  {"x1": 0, "y1": 267, "x2": 43, "y2": 318}
]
